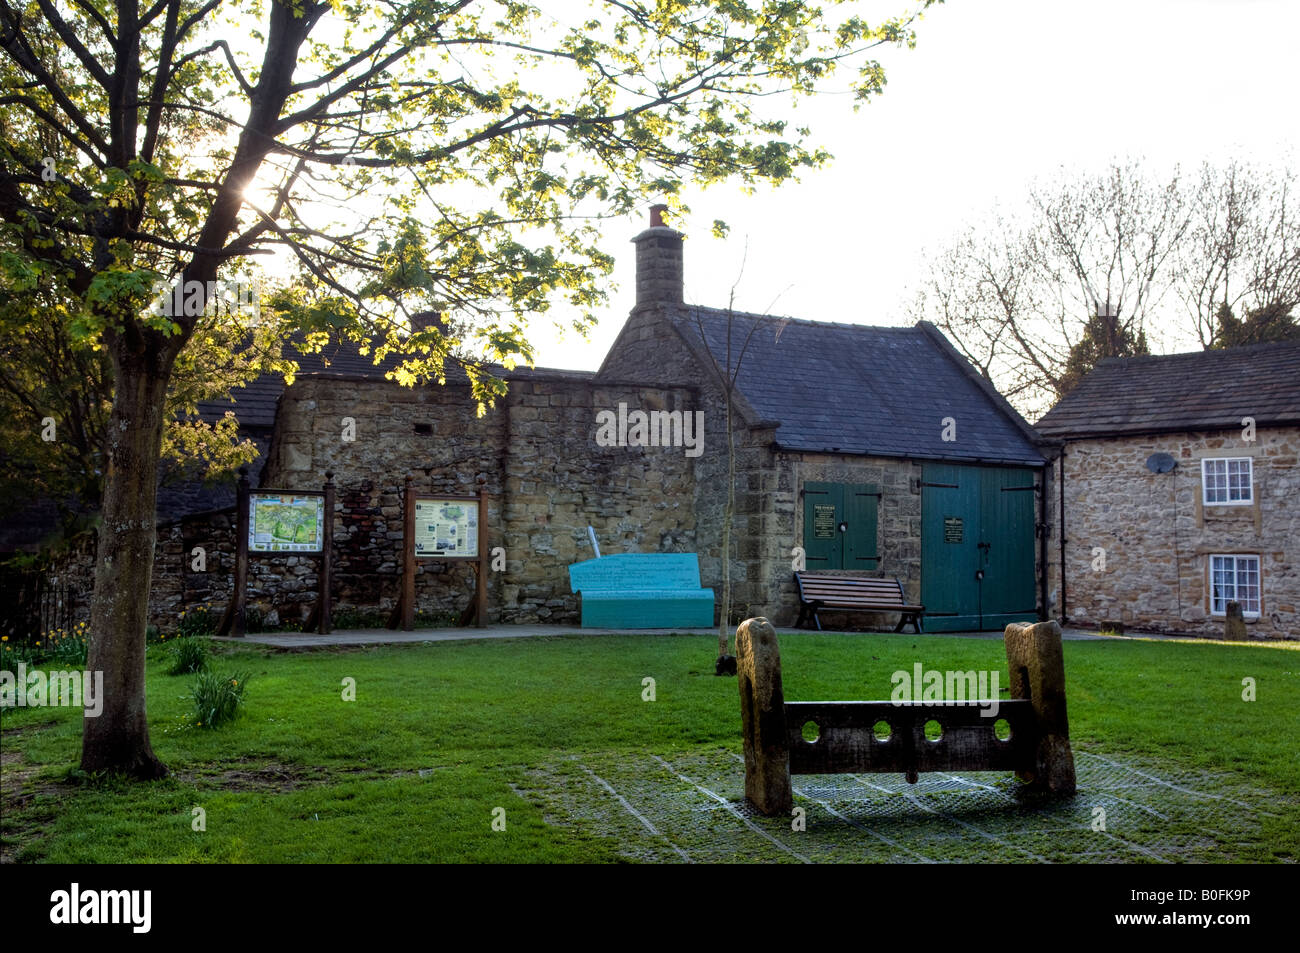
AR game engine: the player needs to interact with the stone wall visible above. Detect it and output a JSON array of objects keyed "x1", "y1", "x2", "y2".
[
  {"x1": 763, "y1": 453, "x2": 925, "y2": 628},
  {"x1": 45, "y1": 368, "x2": 705, "y2": 631},
  {"x1": 598, "y1": 304, "x2": 758, "y2": 623},
  {"x1": 46, "y1": 508, "x2": 241, "y2": 633},
  {"x1": 1045, "y1": 427, "x2": 1299, "y2": 639},
  {"x1": 262, "y1": 370, "x2": 703, "y2": 625}
]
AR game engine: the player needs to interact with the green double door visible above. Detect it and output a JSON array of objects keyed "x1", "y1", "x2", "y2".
[
  {"x1": 801, "y1": 482, "x2": 879, "y2": 570},
  {"x1": 921, "y1": 464, "x2": 1037, "y2": 632}
]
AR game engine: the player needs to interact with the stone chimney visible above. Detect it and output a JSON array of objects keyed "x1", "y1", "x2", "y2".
[
  {"x1": 410, "y1": 309, "x2": 445, "y2": 332},
  {"x1": 631, "y1": 204, "x2": 683, "y2": 308}
]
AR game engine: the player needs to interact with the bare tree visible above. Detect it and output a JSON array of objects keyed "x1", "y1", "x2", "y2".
[
  {"x1": 1174, "y1": 161, "x2": 1300, "y2": 348},
  {"x1": 688, "y1": 248, "x2": 783, "y2": 674},
  {"x1": 911, "y1": 159, "x2": 1299, "y2": 420}
]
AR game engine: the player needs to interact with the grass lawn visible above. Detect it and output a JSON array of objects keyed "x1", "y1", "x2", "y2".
[{"x1": 2, "y1": 631, "x2": 1297, "y2": 863}]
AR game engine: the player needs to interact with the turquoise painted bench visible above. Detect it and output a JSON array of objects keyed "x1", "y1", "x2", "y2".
[{"x1": 568, "y1": 553, "x2": 715, "y2": 628}]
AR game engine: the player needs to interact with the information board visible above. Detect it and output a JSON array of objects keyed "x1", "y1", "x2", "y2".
[
  {"x1": 414, "y1": 498, "x2": 479, "y2": 558},
  {"x1": 249, "y1": 493, "x2": 325, "y2": 553}
]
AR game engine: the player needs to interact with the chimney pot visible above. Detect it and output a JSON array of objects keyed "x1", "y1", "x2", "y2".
[{"x1": 650, "y1": 204, "x2": 668, "y2": 228}]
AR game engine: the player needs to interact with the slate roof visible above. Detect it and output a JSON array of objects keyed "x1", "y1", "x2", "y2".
[
  {"x1": 195, "y1": 338, "x2": 410, "y2": 430},
  {"x1": 195, "y1": 337, "x2": 595, "y2": 429},
  {"x1": 670, "y1": 308, "x2": 1045, "y2": 466},
  {"x1": 1035, "y1": 340, "x2": 1300, "y2": 438}
]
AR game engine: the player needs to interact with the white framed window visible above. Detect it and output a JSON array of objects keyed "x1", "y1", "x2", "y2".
[
  {"x1": 1201, "y1": 457, "x2": 1253, "y2": 505},
  {"x1": 1210, "y1": 554, "x2": 1261, "y2": 617}
]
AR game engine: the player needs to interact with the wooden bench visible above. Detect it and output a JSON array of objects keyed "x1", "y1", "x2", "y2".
[
  {"x1": 568, "y1": 553, "x2": 714, "y2": 628},
  {"x1": 794, "y1": 572, "x2": 924, "y2": 633}
]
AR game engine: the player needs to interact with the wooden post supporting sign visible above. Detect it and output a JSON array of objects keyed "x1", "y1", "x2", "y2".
[
  {"x1": 401, "y1": 475, "x2": 416, "y2": 631},
  {"x1": 218, "y1": 468, "x2": 333, "y2": 638},
  {"x1": 390, "y1": 474, "x2": 488, "y2": 631}
]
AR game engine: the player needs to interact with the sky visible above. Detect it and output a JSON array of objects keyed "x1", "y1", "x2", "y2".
[{"x1": 527, "y1": 0, "x2": 1300, "y2": 372}]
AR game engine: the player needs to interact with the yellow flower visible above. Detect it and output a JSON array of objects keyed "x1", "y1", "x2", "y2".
[{"x1": 1, "y1": 636, "x2": 7, "y2": 642}]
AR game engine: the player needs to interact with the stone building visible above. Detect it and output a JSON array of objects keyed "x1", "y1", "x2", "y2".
[
  {"x1": 599, "y1": 213, "x2": 1048, "y2": 631},
  {"x1": 25, "y1": 210, "x2": 1052, "y2": 634},
  {"x1": 1036, "y1": 342, "x2": 1300, "y2": 638}
]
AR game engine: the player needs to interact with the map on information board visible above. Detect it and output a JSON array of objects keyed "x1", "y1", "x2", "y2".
[
  {"x1": 249, "y1": 494, "x2": 324, "y2": 553},
  {"x1": 414, "y1": 498, "x2": 478, "y2": 558}
]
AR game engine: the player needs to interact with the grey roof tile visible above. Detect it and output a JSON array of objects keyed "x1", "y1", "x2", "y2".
[
  {"x1": 1035, "y1": 340, "x2": 1300, "y2": 437},
  {"x1": 671, "y1": 308, "x2": 1045, "y2": 466}
]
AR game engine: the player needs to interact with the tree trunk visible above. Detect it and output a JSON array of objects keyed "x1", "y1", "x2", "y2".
[{"x1": 80, "y1": 348, "x2": 171, "y2": 779}]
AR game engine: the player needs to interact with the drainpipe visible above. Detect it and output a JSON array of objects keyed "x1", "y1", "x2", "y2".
[
  {"x1": 1058, "y1": 444, "x2": 1067, "y2": 624},
  {"x1": 1038, "y1": 463, "x2": 1049, "y2": 621}
]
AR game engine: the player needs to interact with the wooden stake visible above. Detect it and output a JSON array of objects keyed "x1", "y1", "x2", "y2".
[
  {"x1": 318, "y1": 471, "x2": 334, "y2": 634},
  {"x1": 401, "y1": 475, "x2": 415, "y2": 631}
]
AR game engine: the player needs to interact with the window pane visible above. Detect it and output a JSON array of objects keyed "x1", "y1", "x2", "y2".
[
  {"x1": 1204, "y1": 460, "x2": 1228, "y2": 503},
  {"x1": 1228, "y1": 460, "x2": 1251, "y2": 501},
  {"x1": 1240, "y1": 557, "x2": 1260, "y2": 613},
  {"x1": 1211, "y1": 556, "x2": 1229, "y2": 612}
]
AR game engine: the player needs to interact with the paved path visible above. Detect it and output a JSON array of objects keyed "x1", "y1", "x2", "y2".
[{"x1": 215, "y1": 623, "x2": 1110, "y2": 648}]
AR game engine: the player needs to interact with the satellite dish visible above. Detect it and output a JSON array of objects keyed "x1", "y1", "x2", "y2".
[{"x1": 1145, "y1": 452, "x2": 1177, "y2": 474}]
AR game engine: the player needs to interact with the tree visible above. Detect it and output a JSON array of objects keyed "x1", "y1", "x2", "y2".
[
  {"x1": 1, "y1": 0, "x2": 938, "y2": 777},
  {"x1": 0, "y1": 279, "x2": 281, "y2": 541},
  {"x1": 686, "y1": 249, "x2": 781, "y2": 675},
  {"x1": 1211, "y1": 300, "x2": 1300, "y2": 349},
  {"x1": 1176, "y1": 162, "x2": 1300, "y2": 349},
  {"x1": 1056, "y1": 305, "x2": 1150, "y2": 396},
  {"x1": 911, "y1": 160, "x2": 1300, "y2": 419}
]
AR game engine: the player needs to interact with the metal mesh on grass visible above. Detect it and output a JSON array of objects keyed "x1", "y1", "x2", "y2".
[{"x1": 516, "y1": 746, "x2": 1295, "y2": 864}]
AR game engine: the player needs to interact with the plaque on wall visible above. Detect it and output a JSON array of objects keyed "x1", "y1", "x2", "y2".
[
  {"x1": 943, "y1": 516, "x2": 963, "y2": 544},
  {"x1": 813, "y1": 504, "x2": 837, "y2": 539}
]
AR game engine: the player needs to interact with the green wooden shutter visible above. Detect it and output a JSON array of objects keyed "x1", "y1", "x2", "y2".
[
  {"x1": 844, "y1": 483, "x2": 879, "y2": 569},
  {"x1": 802, "y1": 482, "x2": 842, "y2": 570}
]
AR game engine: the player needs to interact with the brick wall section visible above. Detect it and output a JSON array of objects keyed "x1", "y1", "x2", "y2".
[
  {"x1": 47, "y1": 510, "x2": 241, "y2": 632},
  {"x1": 1045, "y1": 427, "x2": 1298, "y2": 638}
]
